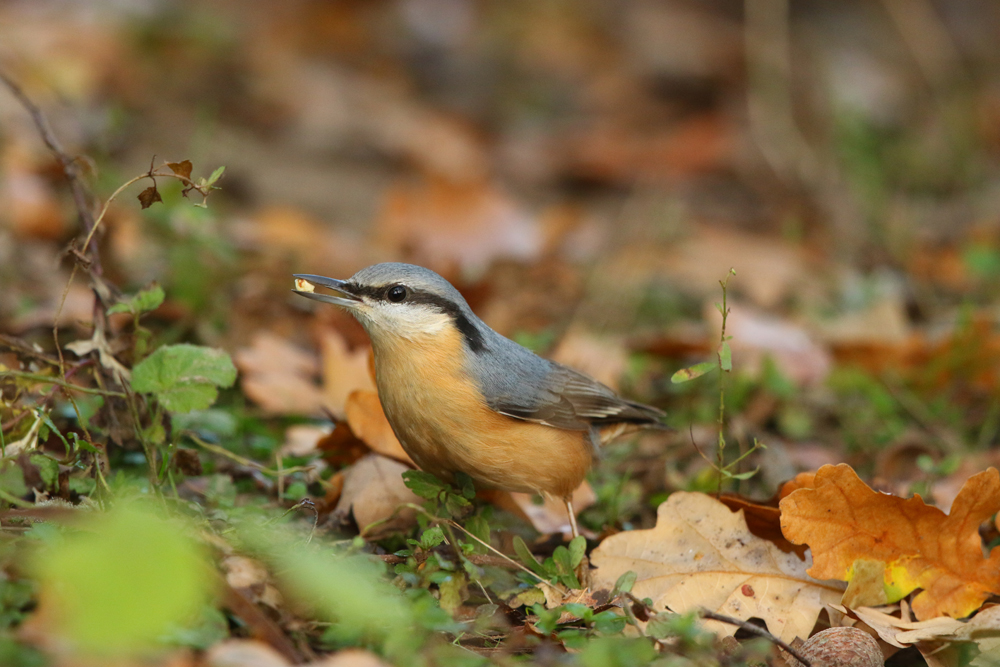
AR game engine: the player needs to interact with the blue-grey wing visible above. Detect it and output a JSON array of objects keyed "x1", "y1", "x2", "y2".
[{"x1": 482, "y1": 356, "x2": 665, "y2": 431}]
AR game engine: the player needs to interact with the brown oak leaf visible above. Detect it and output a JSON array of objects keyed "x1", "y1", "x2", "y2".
[
  {"x1": 780, "y1": 464, "x2": 1000, "y2": 620},
  {"x1": 591, "y1": 492, "x2": 844, "y2": 643}
]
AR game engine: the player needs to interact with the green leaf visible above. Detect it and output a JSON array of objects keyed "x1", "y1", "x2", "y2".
[
  {"x1": 464, "y1": 515, "x2": 490, "y2": 553},
  {"x1": 455, "y1": 471, "x2": 476, "y2": 499},
  {"x1": 29, "y1": 454, "x2": 59, "y2": 489},
  {"x1": 724, "y1": 467, "x2": 760, "y2": 481},
  {"x1": 0, "y1": 465, "x2": 28, "y2": 498},
  {"x1": 719, "y1": 341, "x2": 732, "y2": 372},
  {"x1": 592, "y1": 609, "x2": 626, "y2": 634},
  {"x1": 568, "y1": 535, "x2": 586, "y2": 569},
  {"x1": 206, "y1": 166, "x2": 225, "y2": 187},
  {"x1": 580, "y1": 637, "x2": 656, "y2": 667},
  {"x1": 562, "y1": 603, "x2": 591, "y2": 620},
  {"x1": 513, "y1": 587, "x2": 545, "y2": 608},
  {"x1": 670, "y1": 361, "x2": 716, "y2": 384},
  {"x1": 443, "y1": 493, "x2": 471, "y2": 517},
  {"x1": 108, "y1": 284, "x2": 165, "y2": 316},
  {"x1": 437, "y1": 574, "x2": 465, "y2": 613},
  {"x1": 402, "y1": 470, "x2": 446, "y2": 500},
  {"x1": 70, "y1": 433, "x2": 99, "y2": 454},
  {"x1": 513, "y1": 536, "x2": 545, "y2": 576},
  {"x1": 611, "y1": 570, "x2": 637, "y2": 596},
  {"x1": 37, "y1": 506, "x2": 210, "y2": 654},
  {"x1": 283, "y1": 481, "x2": 308, "y2": 500},
  {"x1": 553, "y1": 546, "x2": 581, "y2": 589},
  {"x1": 131, "y1": 344, "x2": 236, "y2": 413},
  {"x1": 419, "y1": 526, "x2": 445, "y2": 550}
]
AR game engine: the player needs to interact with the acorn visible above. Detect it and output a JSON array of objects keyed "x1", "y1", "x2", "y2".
[{"x1": 785, "y1": 627, "x2": 883, "y2": 667}]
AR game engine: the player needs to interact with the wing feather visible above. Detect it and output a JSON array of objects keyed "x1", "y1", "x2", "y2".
[{"x1": 488, "y1": 362, "x2": 665, "y2": 431}]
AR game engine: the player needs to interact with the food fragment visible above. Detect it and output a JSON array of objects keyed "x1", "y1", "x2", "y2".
[{"x1": 294, "y1": 278, "x2": 316, "y2": 293}]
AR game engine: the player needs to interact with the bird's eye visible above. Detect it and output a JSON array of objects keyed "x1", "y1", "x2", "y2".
[{"x1": 386, "y1": 285, "x2": 407, "y2": 302}]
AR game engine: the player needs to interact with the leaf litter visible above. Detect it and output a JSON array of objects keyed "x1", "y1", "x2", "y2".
[{"x1": 4, "y1": 3, "x2": 1000, "y2": 666}]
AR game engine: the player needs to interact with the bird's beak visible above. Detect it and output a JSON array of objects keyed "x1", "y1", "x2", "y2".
[{"x1": 292, "y1": 274, "x2": 362, "y2": 308}]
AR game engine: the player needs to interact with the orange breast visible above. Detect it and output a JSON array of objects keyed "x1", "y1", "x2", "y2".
[{"x1": 370, "y1": 327, "x2": 592, "y2": 499}]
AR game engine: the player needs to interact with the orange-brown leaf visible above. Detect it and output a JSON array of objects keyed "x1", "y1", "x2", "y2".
[
  {"x1": 344, "y1": 390, "x2": 413, "y2": 465},
  {"x1": 166, "y1": 160, "x2": 193, "y2": 180},
  {"x1": 780, "y1": 464, "x2": 1000, "y2": 619}
]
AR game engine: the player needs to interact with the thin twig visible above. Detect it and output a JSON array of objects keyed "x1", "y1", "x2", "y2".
[
  {"x1": 380, "y1": 551, "x2": 530, "y2": 570},
  {"x1": 699, "y1": 609, "x2": 812, "y2": 667},
  {"x1": 618, "y1": 593, "x2": 813, "y2": 667},
  {"x1": 400, "y1": 503, "x2": 560, "y2": 589},
  {"x1": 0, "y1": 370, "x2": 127, "y2": 397},
  {"x1": 0, "y1": 71, "x2": 99, "y2": 267}
]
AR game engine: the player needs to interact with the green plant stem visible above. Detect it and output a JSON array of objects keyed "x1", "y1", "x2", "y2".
[
  {"x1": 0, "y1": 488, "x2": 33, "y2": 508},
  {"x1": 185, "y1": 433, "x2": 315, "y2": 478},
  {"x1": 716, "y1": 272, "x2": 732, "y2": 497},
  {"x1": 401, "y1": 503, "x2": 560, "y2": 590}
]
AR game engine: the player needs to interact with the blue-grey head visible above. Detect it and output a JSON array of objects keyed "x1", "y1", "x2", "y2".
[{"x1": 293, "y1": 262, "x2": 486, "y2": 351}]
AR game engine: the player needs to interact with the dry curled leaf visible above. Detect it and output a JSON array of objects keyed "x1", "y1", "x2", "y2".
[
  {"x1": 780, "y1": 464, "x2": 1000, "y2": 620},
  {"x1": 334, "y1": 454, "x2": 419, "y2": 537},
  {"x1": 137, "y1": 185, "x2": 162, "y2": 209},
  {"x1": 167, "y1": 160, "x2": 193, "y2": 180},
  {"x1": 832, "y1": 602, "x2": 1000, "y2": 667},
  {"x1": 591, "y1": 492, "x2": 844, "y2": 643},
  {"x1": 320, "y1": 330, "x2": 376, "y2": 417}
]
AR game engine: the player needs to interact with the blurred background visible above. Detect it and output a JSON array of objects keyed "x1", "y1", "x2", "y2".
[{"x1": 5, "y1": 0, "x2": 1000, "y2": 501}]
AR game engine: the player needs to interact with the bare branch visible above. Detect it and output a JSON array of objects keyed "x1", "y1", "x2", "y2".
[{"x1": 0, "y1": 71, "x2": 101, "y2": 274}]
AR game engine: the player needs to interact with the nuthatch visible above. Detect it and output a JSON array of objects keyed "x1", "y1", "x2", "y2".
[{"x1": 293, "y1": 263, "x2": 666, "y2": 537}]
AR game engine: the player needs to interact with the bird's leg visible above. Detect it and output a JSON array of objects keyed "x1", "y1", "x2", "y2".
[{"x1": 565, "y1": 498, "x2": 579, "y2": 540}]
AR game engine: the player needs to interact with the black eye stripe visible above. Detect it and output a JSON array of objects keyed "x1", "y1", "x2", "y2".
[{"x1": 343, "y1": 282, "x2": 486, "y2": 352}]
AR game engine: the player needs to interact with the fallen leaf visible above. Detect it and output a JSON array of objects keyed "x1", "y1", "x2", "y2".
[
  {"x1": 235, "y1": 332, "x2": 324, "y2": 415},
  {"x1": 780, "y1": 464, "x2": 1000, "y2": 619},
  {"x1": 320, "y1": 331, "x2": 375, "y2": 417},
  {"x1": 816, "y1": 297, "x2": 911, "y2": 346},
  {"x1": 841, "y1": 559, "x2": 892, "y2": 608},
  {"x1": 563, "y1": 115, "x2": 733, "y2": 184},
  {"x1": 206, "y1": 639, "x2": 291, "y2": 667},
  {"x1": 343, "y1": 390, "x2": 412, "y2": 465},
  {"x1": 832, "y1": 603, "x2": 962, "y2": 648},
  {"x1": 280, "y1": 424, "x2": 330, "y2": 457},
  {"x1": 656, "y1": 226, "x2": 818, "y2": 310},
  {"x1": 309, "y1": 648, "x2": 392, "y2": 667},
  {"x1": 334, "y1": 454, "x2": 419, "y2": 537},
  {"x1": 11, "y1": 282, "x2": 95, "y2": 333},
  {"x1": 316, "y1": 422, "x2": 370, "y2": 468},
  {"x1": 718, "y1": 494, "x2": 806, "y2": 557},
  {"x1": 223, "y1": 556, "x2": 283, "y2": 610},
  {"x1": 485, "y1": 483, "x2": 597, "y2": 536},
  {"x1": 1, "y1": 155, "x2": 66, "y2": 240},
  {"x1": 374, "y1": 175, "x2": 541, "y2": 274},
  {"x1": 591, "y1": 491, "x2": 844, "y2": 643},
  {"x1": 779, "y1": 472, "x2": 817, "y2": 500},
  {"x1": 833, "y1": 602, "x2": 1000, "y2": 666}
]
